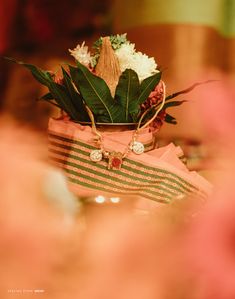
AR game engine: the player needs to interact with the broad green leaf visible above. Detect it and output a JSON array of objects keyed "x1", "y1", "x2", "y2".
[
  {"x1": 115, "y1": 69, "x2": 140, "y2": 122},
  {"x1": 47, "y1": 81, "x2": 79, "y2": 120},
  {"x1": 34, "y1": 69, "x2": 80, "y2": 120},
  {"x1": 6, "y1": 58, "x2": 81, "y2": 120},
  {"x1": 69, "y1": 62, "x2": 121, "y2": 123},
  {"x1": 136, "y1": 72, "x2": 162, "y2": 106},
  {"x1": 62, "y1": 67, "x2": 89, "y2": 121}
]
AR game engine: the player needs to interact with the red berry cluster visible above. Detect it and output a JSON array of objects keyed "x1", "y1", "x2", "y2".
[
  {"x1": 149, "y1": 109, "x2": 166, "y2": 131},
  {"x1": 141, "y1": 80, "x2": 164, "y2": 111},
  {"x1": 141, "y1": 80, "x2": 166, "y2": 130}
]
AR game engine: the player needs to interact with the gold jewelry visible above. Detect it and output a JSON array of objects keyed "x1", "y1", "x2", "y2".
[{"x1": 87, "y1": 82, "x2": 166, "y2": 169}]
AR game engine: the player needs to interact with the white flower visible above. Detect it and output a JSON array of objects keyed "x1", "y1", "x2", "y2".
[
  {"x1": 131, "y1": 51, "x2": 158, "y2": 81},
  {"x1": 115, "y1": 42, "x2": 135, "y2": 71},
  {"x1": 115, "y1": 42, "x2": 158, "y2": 81},
  {"x1": 69, "y1": 42, "x2": 92, "y2": 66},
  {"x1": 115, "y1": 42, "x2": 136, "y2": 57}
]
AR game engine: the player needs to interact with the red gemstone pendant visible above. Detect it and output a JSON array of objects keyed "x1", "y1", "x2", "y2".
[{"x1": 108, "y1": 152, "x2": 123, "y2": 169}]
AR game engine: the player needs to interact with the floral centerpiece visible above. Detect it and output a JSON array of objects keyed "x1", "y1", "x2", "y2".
[
  {"x1": 6, "y1": 34, "x2": 211, "y2": 203},
  {"x1": 8, "y1": 33, "x2": 192, "y2": 128}
]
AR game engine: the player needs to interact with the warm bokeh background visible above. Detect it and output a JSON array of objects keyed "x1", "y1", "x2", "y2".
[
  {"x1": 2, "y1": 3, "x2": 235, "y2": 297},
  {"x1": 1, "y1": 0, "x2": 235, "y2": 170},
  {"x1": 0, "y1": 0, "x2": 112, "y2": 129}
]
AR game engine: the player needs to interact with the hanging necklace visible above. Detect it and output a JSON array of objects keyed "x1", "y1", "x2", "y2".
[{"x1": 87, "y1": 83, "x2": 166, "y2": 170}]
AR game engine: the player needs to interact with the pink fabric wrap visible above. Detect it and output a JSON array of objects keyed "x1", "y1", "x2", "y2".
[{"x1": 48, "y1": 118, "x2": 212, "y2": 206}]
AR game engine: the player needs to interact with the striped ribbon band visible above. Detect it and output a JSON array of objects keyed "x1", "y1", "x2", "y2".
[{"x1": 48, "y1": 132, "x2": 208, "y2": 203}]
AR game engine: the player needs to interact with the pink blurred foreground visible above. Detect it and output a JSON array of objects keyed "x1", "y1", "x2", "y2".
[{"x1": 0, "y1": 76, "x2": 235, "y2": 298}]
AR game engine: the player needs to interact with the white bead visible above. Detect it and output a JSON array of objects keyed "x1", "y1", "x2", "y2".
[
  {"x1": 132, "y1": 141, "x2": 145, "y2": 155},
  {"x1": 90, "y1": 149, "x2": 103, "y2": 162}
]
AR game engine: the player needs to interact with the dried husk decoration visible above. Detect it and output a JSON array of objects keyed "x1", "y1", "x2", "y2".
[{"x1": 95, "y1": 37, "x2": 121, "y2": 97}]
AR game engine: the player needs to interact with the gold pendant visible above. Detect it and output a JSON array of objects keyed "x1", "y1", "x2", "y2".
[{"x1": 108, "y1": 152, "x2": 123, "y2": 170}]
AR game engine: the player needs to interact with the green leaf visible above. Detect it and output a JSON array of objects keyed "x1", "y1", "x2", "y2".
[
  {"x1": 92, "y1": 37, "x2": 102, "y2": 51},
  {"x1": 165, "y1": 113, "x2": 177, "y2": 125},
  {"x1": 163, "y1": 100, "x2": 187, "y2": 109},
  {"x1": 130, "y1": 112, "x2": 139, "y2": 123},
  {"x1": 140, "y1": 106, "x2": 156, "y2": 124},
  {"x1": 5, "y1": 57, "x2": 52, "y2": 85},
  {"x1": 47, "y1": 81, "x2": 79, "y2": 120},
  {"x1": 39, "y1": 92, "x2": 54, "y2": 101},
  {"x1": 6, "y1": 58, "x2": 83, "y2": 120},
  {"x1": 165, "y1": 80, "x2": 216, "y2": 101},
  {"x1": 61, "y1": 67, "x2": 89, "y2": 121},
  {"x1": 115, "y1": 69, "x2": 140, "y2": 122},
  {"x1": 38, "y1": 92, "x2": 61, "y2": 109},
  {"x1": 137, "y1": 72, "x2": 162, "y2": 106},
  {"x1": 69, "y1": 62, "x2": 121, "y2": 123}
]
